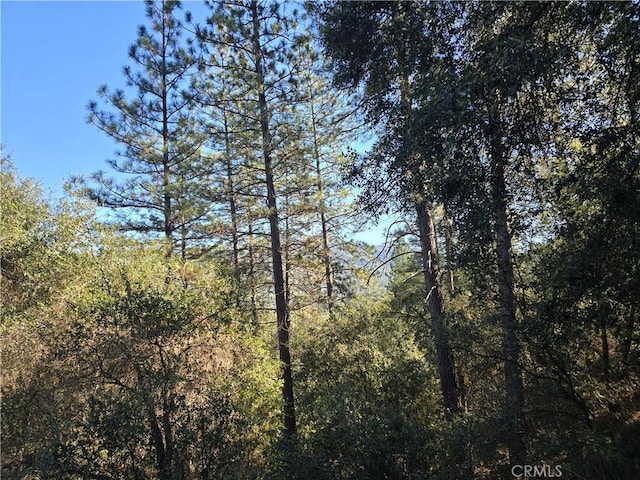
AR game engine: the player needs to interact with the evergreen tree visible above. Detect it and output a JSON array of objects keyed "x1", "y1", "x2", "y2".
[
  {"x1": 83, "y1": 0, "x2": 206, "y2": 257},
  {"x1": 197, "y1": 0, "x2": 310, "y2": 435}
]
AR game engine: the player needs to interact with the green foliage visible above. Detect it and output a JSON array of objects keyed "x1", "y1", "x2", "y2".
[
  {"x1": 1, "y1": 200, "x2": 280, "y2": 479},
  {"x1": 4, "y1": 1, "x2": 640, "y2": 479},
  {"x1": 0, "y1": 157, "x2": 93, "y2": 325},
  {"x1": 290, "y1": 298, "x2": 445, "y2": 479},
  {"x1": 319, "y1": 1, "x2": 639, "y2": 477}
]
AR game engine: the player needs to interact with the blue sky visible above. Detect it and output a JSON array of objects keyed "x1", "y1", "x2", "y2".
[
  {"x1": 1, "y1": 1, "x2": 211, "y2": 196},
  {"x1": 1, "y1": 0, "x2": 390, "y2": 244},
  {"x1": 2, "y1": 1, "x2": 147, "y2": 194}
]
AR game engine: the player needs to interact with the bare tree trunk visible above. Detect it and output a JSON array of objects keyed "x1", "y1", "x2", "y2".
[
  {"x1": 393, "y1": 5, "x2": 461, "y2": 416},
  {"x1": 489, "y1": 120, "x2": 527, "y2": 465},
  {"x1": 284, "y1": 193, "x2": 291, "y2": 308},
  {"x1": 146, "y1": 397, "x2": 171, "y2": 480},
  {"x1": 161, "y1": 1, "x2": 173, "y2": 258},
  {"x1": 250, "y1": 0, "x2": 296, "y2": 435},
  {"x1": 416, "y1": 201, "x2": 461, "y2": 416},
  {"x1": 442, "y1": 208, "x2": 468, "y2": 411},
  {"x1": 161, "y1": 393, "x2": 175, "y2": 479}
]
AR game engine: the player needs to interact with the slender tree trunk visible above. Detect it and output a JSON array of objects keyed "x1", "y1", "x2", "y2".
[
  {"x1": 161, "y1": 1, "x2": 172, "y2": 258},
  {"x1": 284, "y1": 193, "x2": 291, "y2": 308},
  {"x1": 441, "y1": 209, "x2": 468, "y2": 412},
  {"x1": 309, "y1": 98, "x2": 334, "y2": 313},
  {"x1": 250, "y1": 0, "x2": 296, "y2": 435},
  {"x1": 222, "y1": 106, "x2": 242, "y2": 295},
  {"x1": 161, "y1": 393, "x2": 175, "y2": 479},
  {"x1": 318, "y1": 203, "x2": 333, "y2": 312},
  {"x1": 416, "y1": 200, "x2": 461, "y2": 416},
  {"x1": 146, "y1": 398, "x2": 170, "y2": 480},
  {"x1": 393, "y1": 7, "x2": 461, "y2": 416},
  {"x1": 489, "y1": 119, "x2": 527, "y2": 465}
]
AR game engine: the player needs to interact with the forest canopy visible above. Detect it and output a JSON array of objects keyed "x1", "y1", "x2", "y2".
[{"x1": 2, "y1": 1, "x2": 639, "y2": 479}]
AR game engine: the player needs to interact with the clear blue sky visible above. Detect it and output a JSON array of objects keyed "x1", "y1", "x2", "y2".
[
  {"x1": 2, "y1": 1, "x2": 146, "y2": 194},
  {"x1": 1, "y1": 0, "x2": 390, "y2": 244},
  {"x1": 1, "y1": 1, "x2": 210, "y2": 196}
]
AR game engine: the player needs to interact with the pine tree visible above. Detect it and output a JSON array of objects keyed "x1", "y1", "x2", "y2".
[
  {"x1": 197, "y1": 0, "x2": 310, "y2": 435},
  {"x1": 84, "y1": 0, "x2": 207, "y2": 257},
  {"x1": 298, "y1": 48, "x2": 363, "y2": 315}
]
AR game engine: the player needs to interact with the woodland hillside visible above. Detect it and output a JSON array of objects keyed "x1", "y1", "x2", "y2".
[{"x1": 2, "y1": 1, "x2": 639, "y2": 479}]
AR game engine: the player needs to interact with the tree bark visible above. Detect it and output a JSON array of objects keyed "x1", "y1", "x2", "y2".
[
  {"x1": 250, "y1": 0, "x2": 296, "y2": 435},
  {"x1": 284, "y1": 192, "x2": 291, "y2": 309},
  {"x1": 489, "y1": 119, "x2": 527, "y2": 465},
  {"x1": 416, "y1": 200, "x2": 461, "y2": 416}
]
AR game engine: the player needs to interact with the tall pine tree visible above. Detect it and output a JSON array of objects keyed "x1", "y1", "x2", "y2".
[{"x1": 84, "y1": 0, "x2": 207, "y2": 257}]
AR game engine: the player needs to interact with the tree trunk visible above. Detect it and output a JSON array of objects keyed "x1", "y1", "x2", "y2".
[
  {"x1": 416, "y1": 200, "x2": 461, "y2": 416},
  {"x1": 441, "y1": 210, "x2": 467, "y2": 410},
  {"x1": 393, "y1": 4, "x2": 460, "y2": 416},
  {"x1": 161, "y1": 1, "x2": 172, "y2": 258},
  {"x1": 284, "y1": 193, "x2": 291, "y2": 308},
  {"x1": 161, "y1": 392, "x2": 175, "y2": 479},
  {"x1": 250, "y1": 0, "x2": 296, "y2": 435},
  {"x1": 309, "y1": 98, "x2": 334, "y2": 313},
  {"x1": 489, "y1": 120, "x2": 527, "y2": 465},
  {"x1": 146, "y1": 399, "x2": 171, "y2": 480},
  {"x1": 223, "y1": 106, "x2": 241, "y2": 293}
]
